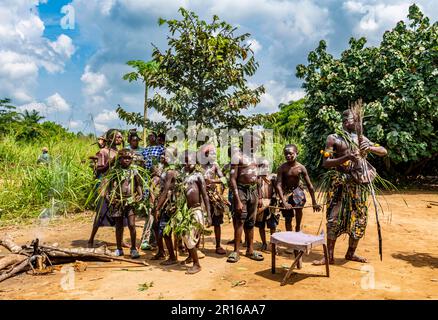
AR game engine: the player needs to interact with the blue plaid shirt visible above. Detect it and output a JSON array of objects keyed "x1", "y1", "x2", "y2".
[{"x1": 142, "y1": 145, "x2": 165, "y2": 170}]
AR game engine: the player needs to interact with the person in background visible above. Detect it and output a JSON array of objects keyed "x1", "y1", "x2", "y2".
[{"x1": 37, "y1": 147, "x2": 51, "y2": 164}]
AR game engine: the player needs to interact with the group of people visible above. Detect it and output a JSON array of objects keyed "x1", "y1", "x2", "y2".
[{"x1": 85, "y1": 108, "x2": 387, "y2": 275}]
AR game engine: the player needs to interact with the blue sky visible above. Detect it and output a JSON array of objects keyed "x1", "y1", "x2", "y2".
[{"x1": 0, "y1": 0, "x2": 436, "y2": 134}]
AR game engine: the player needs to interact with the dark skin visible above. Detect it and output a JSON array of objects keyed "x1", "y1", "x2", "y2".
[
  {"x1": 107, "y1": 155, "x2": 143, "y2": 252},
  {"x1": 202, "y1": 148, "x2": 226, "y2": 254},
  {"x1": 182, "y1": 154, "x2": 212, "y2": 274},
  {"x1": 152, "y1": 150, "x2": 178, "y2": 265},
  {"x1": 147, "y1": 133, "x2": 157, "y2": 147},
  {"x1": 230, "y1": 138, "x2": 262, "y2": 258},
  {"x1": 257, "y1": 172, "x2": 276, "y2": 250},
  {"x1": 276, "y1": 146, "x2": 321, "y2": 232},
  {"x1": 88, "y1": 131, "x2": 123, "y2": 247},
  {"x1": 313, "y1": 113, "x2": 387, "y2": 265}
]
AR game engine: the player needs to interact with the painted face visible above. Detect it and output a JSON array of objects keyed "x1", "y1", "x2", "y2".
[
  {"x1": 342, "y1": 113, "x2": 356, "y2": 132},
  {"x1": 205, "y1": 149, "x2": 216, "y2": 162},
  {"x1": 284, "y1": 147, "x2": 297, "y2": 162}
]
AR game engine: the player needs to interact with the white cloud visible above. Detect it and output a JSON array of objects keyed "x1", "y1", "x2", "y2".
[
  {"x1": 49, "y1": 34, "x2": 76, "y2": 58},
  {"x1": 0, "y1": 1, "x2": 75, "y2": 103},
  {"x1": 95, "y1": 123, "x2": 109, "y2": 134},
  {"x1": 343, "y1": 1, "x2": 411, "y2": 44},
  {"x1": 46, "y1": 93, "x2": 71, "y2": 112},
  {"x1": 94, "y1": 109, "x2": 118, "y2": 123},
  {"x1": 18, "y1": 92, "x2": 71, "y2": 116},
  {"x1": 247, "y1": 80, "x2": 305, "y2": 115}
]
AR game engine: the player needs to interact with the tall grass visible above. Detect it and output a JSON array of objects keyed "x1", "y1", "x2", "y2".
[{"x1": 0, "y1": 135, "x2": 97, "y2": 224}]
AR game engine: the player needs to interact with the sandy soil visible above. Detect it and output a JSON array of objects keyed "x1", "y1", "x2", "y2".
[{"x1": 0, "y1": 191, "x2": 437, "y2": 300}]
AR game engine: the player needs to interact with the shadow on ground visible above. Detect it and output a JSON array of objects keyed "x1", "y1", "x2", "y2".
[{"x1": 392, "y1": 252, "x2": 438, "y2": 268}]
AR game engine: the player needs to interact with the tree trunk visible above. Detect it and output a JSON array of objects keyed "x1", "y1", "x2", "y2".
[
  {"x1": 143, "y1": 82, "x2": 148, "y2": 147},
  {"x1": 0, "y1": 254, "x2": 27, "y2": 271},
  {"x1": 0, "y1": 259, "x2": 29, "y2": 283},
  {"x1": 0, "y1": 237, "x2": 25, "y2": 254}
]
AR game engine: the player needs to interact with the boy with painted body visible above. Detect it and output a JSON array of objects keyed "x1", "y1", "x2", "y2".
[
  {"x1": 106, "y1": 149, "x2": 142, "y2": 258},
  {"x1": 181, "y1": 151, "x2": 212, "y2": 274}
]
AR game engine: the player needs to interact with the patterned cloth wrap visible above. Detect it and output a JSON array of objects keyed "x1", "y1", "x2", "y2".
[
  {"x1": 182, "y1": 206, "x2": 206, "y2": 250},
  {"x1": 326, "y1": 170, "x2": 370, "y2": 240}
]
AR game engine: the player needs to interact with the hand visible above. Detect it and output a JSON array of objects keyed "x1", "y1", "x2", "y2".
[
  {"x1": 360, "y1": 140, "x2": 371, "y2": 153},
  {"x1": 283, "y1": 202, "x2": 293, "y2": 210},
  {"x1": 313, "y1": 203, "x2": 322, "y2": 212},
  {"x1": 206, "y1": 215, "x2": 212, "y2": 228},
  {"x1": 235, "y1": 200, "x2": 243, "y2": 214}
]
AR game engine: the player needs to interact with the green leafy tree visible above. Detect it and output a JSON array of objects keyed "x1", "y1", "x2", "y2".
[
  {"x1": 296, "y1": 4, "x2": 437, "y2": 177},
  {"x1": 118, "y1": 60, "x2": 161, "y2": 145},
  {"x1": 0, "y1": 98, "x2": 20, "y2": 135},
  {"x1": 149, "y1": 8, "x2": 265, "y2": 130},
  {"x1": 264, "y1": 98, "x2": 306, "y2": 138}
]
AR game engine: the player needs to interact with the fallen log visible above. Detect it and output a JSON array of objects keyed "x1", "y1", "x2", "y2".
[
  {"x1": 0, "y1": 254, "x2": 27, "y2": 271},
  {"x1": 0, "y1": 237, "x2": 26, "y2": 254},
  {"x1": 0, "y1": 259, "x2": 29, "y2": 283},
  {"x1": 38, "y1": 245, "x2": 149, "y2": 266}
]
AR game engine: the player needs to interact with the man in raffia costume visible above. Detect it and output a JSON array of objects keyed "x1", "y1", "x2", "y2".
[{"x1": 313, "y1": 109, "x2": 387, "y2": 265}]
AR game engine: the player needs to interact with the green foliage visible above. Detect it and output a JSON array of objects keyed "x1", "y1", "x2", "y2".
[
  {"x1": 264, "y1": 98, "x2": 306, "y2": 138},
  {"x1": 296, "y1": 4, "x2": 438, "y2": 177},
  {"x1": 0, "y1": 135, "x2": 96, "y2": 224},
  {"x1": 149, "y1": 8, "x2": 266, "y2": 129}
]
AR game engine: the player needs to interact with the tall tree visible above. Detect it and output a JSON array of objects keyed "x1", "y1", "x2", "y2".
[
  {"x1": 118, "y1": 60, "x2": 160, "y2": 145},
  {"x1": 149, "y1": 8, "x2": 265, "y2": 130},
  {"x1": 296, "y1": 4, "x2": 437, "y2": 177}
]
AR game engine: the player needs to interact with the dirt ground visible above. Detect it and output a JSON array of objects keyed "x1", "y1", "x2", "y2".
[{"x1": 0, "y1": 191, "x2": 437, "y2": 300}]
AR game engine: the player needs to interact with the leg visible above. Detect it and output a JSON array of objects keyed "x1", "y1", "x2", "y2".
[
  {"x1": 313, "y1": 238, "x2": 336, "y2": 265},
  {"x1": 127, "y1": 214, "x2": 137, "y2": 250},
  {"x1": 285, "y1": 217, "x2": 292, "y2": 232},
  {"x1": 115, "y1": 217, "x2": 124, "y2": 250},
  {"x1": 323, "y1": 244, "x2": 330, "y2": 277},
  {"x1": 345, "y1": 237, "x2": 368, "y2": 263},
  {"x1": 214, "y1": 225, "x2": 226, "y2": 254},
  {"x1": 186, "y1": 248, "x2": 201, "y2": 274},
  {"x1": 161, "y1": 234, "x2": 178, "y2": 265},
  {"x1": 151, "y1": 221, "x2": 166, "y2": 259},
  {"x1": 244, "y1": 226, "x2": 254, "y2": 255},
  {"x1": 258, "y1": 226, "x2": 267, "y2": 250},
  {"x1": 294, "y1": 209, "x2": 303, "y2": 232},
  {"x1": 88, "y1": 224, "x2": 99, "y2": 247}
]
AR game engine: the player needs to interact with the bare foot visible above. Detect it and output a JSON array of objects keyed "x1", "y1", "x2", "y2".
[
  {"x1": 215, "y1": 247, "x2": 226, "y2": 255},
  {"x1": 312, "y1": 257, "x2": 334, "y2": 265},
  {"x1": 345, "y1": 254, "x2": 368, "y2": 263},
  {"x1": 160, "y1": 258, "x2": 178, "y2": 266},
  {"x1": 186, "y1": 265, "x2": 201, "y2": 274},
  {"x1": 87, "y1": 241, "x2": 94, "y2": 248}
]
